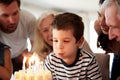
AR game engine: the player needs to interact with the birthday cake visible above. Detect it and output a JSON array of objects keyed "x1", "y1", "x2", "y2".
[
  {"x1": 13, "y1": 53, "x2": 52, "y2": 80},
  {"x1": 14, "y1": 69, "x2": 52, "y2": 80}
]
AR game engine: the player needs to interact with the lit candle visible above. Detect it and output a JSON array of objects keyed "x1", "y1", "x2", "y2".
[
  {"x1": 22, "y1": 56, "x2": 27, "y2": 70},
  {"x1": 33, "y1": 55, "x2": 40, "y2": 72},
  {"x1": 14, "y1": 52, "x2": 52, "y2": 80},
  {"x1": 28, "y1": 54, "x2": 35, "y2": 70}
]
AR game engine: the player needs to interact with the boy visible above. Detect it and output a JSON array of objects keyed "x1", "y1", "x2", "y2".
[{"x1": 45, "y1": 12, "x2": 102, "y2": 80}]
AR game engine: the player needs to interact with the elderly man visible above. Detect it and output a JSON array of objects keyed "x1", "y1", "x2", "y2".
[{"x1": 101, "y1": 0, "x2": 120, "y2": 79}]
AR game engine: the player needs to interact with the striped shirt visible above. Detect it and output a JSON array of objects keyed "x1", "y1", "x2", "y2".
[{"x1": 45, "y1": 49, "x2": 102, "y2": 80}]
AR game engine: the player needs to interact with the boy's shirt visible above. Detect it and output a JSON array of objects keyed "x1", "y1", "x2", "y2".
[{"x1": 45, "y1": 48, "x2": 102, "y2": 80}]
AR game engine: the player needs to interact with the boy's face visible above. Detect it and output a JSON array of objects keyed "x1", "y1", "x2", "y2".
[{"x1": 53, "y1": 29, "x2": 80, "y2": 63}]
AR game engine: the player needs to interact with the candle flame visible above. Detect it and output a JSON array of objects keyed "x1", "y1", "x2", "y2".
[
  {"x1": 23, "y1": 57, "x2": 27, "y2": 64},
  {"x1": 28, "y1": 52, "x2": 41, "y2": 70},
  {"x1": 23, "y1": 56, "x2": 27, "y2": 70}
]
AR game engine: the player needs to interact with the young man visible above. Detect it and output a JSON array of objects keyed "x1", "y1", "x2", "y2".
[
  {"x1": 0, "y1": 0, "x2": 36, "y2": 72},
  {"x1": 45, "y1": 12, "x2": 102, "y2": 80}
]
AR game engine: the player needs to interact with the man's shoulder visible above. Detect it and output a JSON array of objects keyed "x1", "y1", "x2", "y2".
[
  {"x1": 20, "y1": 9, "x2": 34, "y2": 16},
  {"x1": 20, "y1": 9, "x2": 36, "y2": 20},
  {"x1": 18, "y1": 9, "x2": 36, "y2": 29}
]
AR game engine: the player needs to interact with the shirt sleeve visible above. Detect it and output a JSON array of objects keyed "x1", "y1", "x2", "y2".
[{"x1": 86, "y1": 56, "x2": 102, "y2": 80}]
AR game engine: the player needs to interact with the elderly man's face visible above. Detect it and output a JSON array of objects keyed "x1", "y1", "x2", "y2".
[{"x1": 105, "y1": 2, "x2": 120, "y2": 42}]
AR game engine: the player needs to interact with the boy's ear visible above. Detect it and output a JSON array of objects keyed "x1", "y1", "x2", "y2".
[{"x1": 77, "y1": 36, "x2": 84, "y2": 47}]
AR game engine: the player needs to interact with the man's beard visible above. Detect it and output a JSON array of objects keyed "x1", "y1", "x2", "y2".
[
  {"x1": 0, "y1": 23, "x2": 17, "y2": 33},
  {"x1": 108, "y1": 39, "x2": 120, "y2": 55}
]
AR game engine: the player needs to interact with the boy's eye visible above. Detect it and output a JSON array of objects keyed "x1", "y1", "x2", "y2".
[
  {"x1": 53, "y1": 40, "x2": 58, "y2": 42},
  {"x1": 64, "y1": 40, "x2": 70, "y2": 42}
]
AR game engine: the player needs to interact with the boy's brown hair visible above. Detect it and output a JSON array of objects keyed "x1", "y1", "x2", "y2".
[{"x1": 52, "y1": 12, "x2": 84, "y2": 42}]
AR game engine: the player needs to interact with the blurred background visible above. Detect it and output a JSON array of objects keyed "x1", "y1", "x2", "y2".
[{"x1": 21, "y1": 0, "x2": 104, "y2": 53}]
